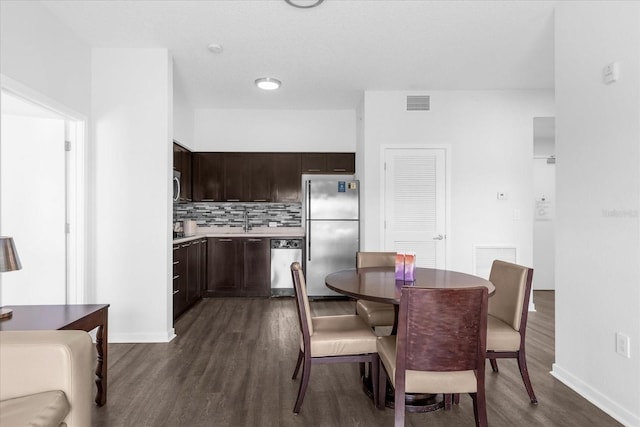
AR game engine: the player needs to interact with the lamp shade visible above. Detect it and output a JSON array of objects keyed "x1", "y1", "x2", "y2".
[{"x1": 0, "y1": 237, "x2": 22, "y2": 272}]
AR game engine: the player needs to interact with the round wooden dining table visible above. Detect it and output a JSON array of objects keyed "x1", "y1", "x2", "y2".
[
  {"x1": 324, "y1": 266, "x2": 495, "y2": 412},
  {"x1": 325, "y1": 266, "x2": 495, "y2": 305}
]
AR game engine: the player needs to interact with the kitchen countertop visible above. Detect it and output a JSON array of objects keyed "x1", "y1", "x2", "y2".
[{"x1": 172, "y1": 226, "x2": 305, "y2": 244}]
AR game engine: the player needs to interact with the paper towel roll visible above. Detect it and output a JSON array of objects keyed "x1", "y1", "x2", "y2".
[{"x1": 183, "y1": 220, "x2": 197, "y2": 237}]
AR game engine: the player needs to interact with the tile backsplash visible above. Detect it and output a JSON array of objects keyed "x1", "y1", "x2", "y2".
[{"x1": 174, "y1": 202, "x2": 302, "y2": 229}]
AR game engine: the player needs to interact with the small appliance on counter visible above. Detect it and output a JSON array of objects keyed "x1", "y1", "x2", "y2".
[{"x1": 183, "y1": 220, "x2": 197, "y2": 237}]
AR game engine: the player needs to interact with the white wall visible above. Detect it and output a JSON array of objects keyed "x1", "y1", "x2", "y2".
[
  {"x1": 0, "y1": 1, "x2": 91, "y2": 115},
  {"x1": 92, "y1": 48, "x2": 174, "y2": 343},
  {"x1": 361, "y1": 90, "x2": 554, "y2": 276},
  {"x1": 554, "y1": 3, "x2": 640, "y2": 426},
  {"x1": 194, "y1": 109, "x2": 356, "y2": 152},
  {"x1": 173, "y1": 66, "x2": 195, "y2": 150}
]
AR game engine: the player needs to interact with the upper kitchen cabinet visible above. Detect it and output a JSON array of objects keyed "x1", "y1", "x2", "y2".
[
  {"x1": 173, "y1": 142, "x2": 192, "y2": 201},
  {"x1": 193, "y1": 153, "x2": 224, "y2": 202},
  {"x1": 301, "y1": 152, "x2": 355, "y2": 174},
  {"x1": 224, "y1": 153, "x2": 273, "y2": 202},
  {"x1": 273, "y1": 153, "x2": 301, "y2": 202}
]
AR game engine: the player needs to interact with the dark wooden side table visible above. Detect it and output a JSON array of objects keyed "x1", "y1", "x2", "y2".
[{"x1": 0, "y1": 304, "x2": 110, "y2": 406}]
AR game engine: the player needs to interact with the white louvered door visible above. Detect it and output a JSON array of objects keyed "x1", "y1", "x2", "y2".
[{"x1": 383, "y1": 148, "x2": 446, "y2": 268}]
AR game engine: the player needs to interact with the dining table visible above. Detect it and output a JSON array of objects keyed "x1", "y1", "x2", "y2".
[{"x1": 324, "y1": 266, "x2": 495, "y2": 412}]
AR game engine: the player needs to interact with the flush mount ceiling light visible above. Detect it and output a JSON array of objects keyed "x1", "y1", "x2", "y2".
[
  {"x1": 284, "y1": 0, "x2": 324, "y2": 9},
  {"x1": 207, "y1": 43, "x2": 223, "y2": 54},
  {"x1": 255, "y1": 77, "x2": 281, "y2": 90}
]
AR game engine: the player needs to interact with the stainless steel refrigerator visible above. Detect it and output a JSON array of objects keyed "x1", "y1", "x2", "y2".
[{"x1": 303, "y1": 175, "x2": 360, "y2": 297}]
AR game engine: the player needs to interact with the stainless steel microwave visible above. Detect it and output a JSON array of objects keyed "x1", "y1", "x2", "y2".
[{"x1": 173, "y1": 170, "x2": 181, "y2": 202}]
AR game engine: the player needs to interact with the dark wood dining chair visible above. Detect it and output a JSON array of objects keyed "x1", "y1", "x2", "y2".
[
  {"x1": 355, "y1": 251, "x2": 396, "y2": 330},
  {"x1": 486, "y1": 259, "x2": 538, "y2": 404},
  {"x1": 377, "y1": 286, "x2": 489, "y2": 427},
  {"x1": 289, "y1": 262, "x2": 379, "y2": 414}
]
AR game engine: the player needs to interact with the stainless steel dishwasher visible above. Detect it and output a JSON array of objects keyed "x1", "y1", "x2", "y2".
[{"x1": 270, "y1": 239, "x2": 303, "y2": 297}]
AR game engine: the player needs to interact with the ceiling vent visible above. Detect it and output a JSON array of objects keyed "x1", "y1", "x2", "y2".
[{"x1": 406, "y1": 95, "x2": 430, "y2": 111}]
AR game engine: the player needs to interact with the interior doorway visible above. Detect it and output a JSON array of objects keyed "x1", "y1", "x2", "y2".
[
  {"x1": 0, "y1": 82, "x2": 86, "y2": 304},
  {"x1": 532, "y1": 117, "x2": 556, "y2": 290},
  {"x1": 382, "y1": 146, "x2": 448, "y2": 268}
]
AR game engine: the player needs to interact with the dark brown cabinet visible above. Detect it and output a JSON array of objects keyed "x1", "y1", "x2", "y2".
[
  {"x1": 188, "y1": 151, "x2": 354, "y2": 203},
  {"x1": 173, "y1": 243, "x2": 188, "y2": 319},
  {"x1": 301, "y1": 152, "x2": 355, "y2": 174},
  {"x1": 173, "y1": 239, "x2": 207, "y2": 321},
  {"x1": 224, "y1": 154, "x2": 274, "y2": 202},
  {"x1": 206, "y1": 237, "x2": 270, "y2": 297},
  {"x1": 173, "y1": 142, "x2": 192, "y2": 201},
  {"x1": 273, "y1": 153, "x2": 301, "y2": 202},
  {"x1": 193, "y1": 153, "x2": 224, "y2": 201}
]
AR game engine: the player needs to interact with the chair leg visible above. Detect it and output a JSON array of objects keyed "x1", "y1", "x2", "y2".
[
  {"x1": 394, "y1": 386, "x2": 405, "y2": 427},
  {"x1": 516, "y1": 350, "x2": 538, "y2": 404},
  {"x1": 454, "y1": 393, "x2": 460, "y2": 404},
  {"x1": 377, "y1": 358, "x2": 386, "y2": 410},
  {"x1": 292, "y1": 349, "x2": 303, "y2": 380},
  {"x1": 489, "y1": 356, "x2": 499, "y2": 372},
  {"x1": 444, "y1": 393, "x2": 452, "y2": 410},
  {"x1": 371, "y1": 354, "x2": 379, "y2": 408},
  {"x1": 470, "y1": 391, "x2": 488, "y2": 427},
  {"x1": 293, "y1": 355, "x2": 311, "y2": 414}
]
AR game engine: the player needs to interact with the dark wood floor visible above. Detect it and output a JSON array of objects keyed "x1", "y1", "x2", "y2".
[{"x1": 92, "y1": 291, "x2": 621, "y2": 426}]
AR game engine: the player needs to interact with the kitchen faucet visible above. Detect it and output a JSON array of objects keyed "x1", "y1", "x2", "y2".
[{"x1": 243, "y1": 209, "x2": 251, "y2": 232}]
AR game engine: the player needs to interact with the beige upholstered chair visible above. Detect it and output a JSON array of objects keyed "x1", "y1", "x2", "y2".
[
  {"x1": 355, "y1": 252, "x2": 396, "y2": 329},
  {"x1": 0, "y1": 330, "x2": 94, "y2": 427},
  {"x1": 377, "y1": 287, "x2": 488, "y2": 427},
  {"x1": 290, "y1": 262, "x2": 379, "y2": 414},
  {"x1": 486, "y1": 259, "x2": 537, "y2": 404}
]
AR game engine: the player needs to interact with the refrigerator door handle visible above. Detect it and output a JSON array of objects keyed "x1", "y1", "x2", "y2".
[
  {"x1": 306, "y1": 180, "x2": 311, "y2": 262},
  {"x1": 307, "y1": 226, "x2": 311, "y2": 261}
]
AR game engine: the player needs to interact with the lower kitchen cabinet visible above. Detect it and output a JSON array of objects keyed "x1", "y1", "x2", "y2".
[
  {"x1": 173, "y1": 238, "x2": 207, "y2": 321},
  {"x1": 206, "y1": 237, "x2": 270, "y2": 297}
]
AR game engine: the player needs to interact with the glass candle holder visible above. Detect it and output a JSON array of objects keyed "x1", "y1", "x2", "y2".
[{"x1": 395, "y1": 253, "x2": 405, "y2": 281}]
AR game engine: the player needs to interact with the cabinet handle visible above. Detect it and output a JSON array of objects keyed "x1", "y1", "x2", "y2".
[
  {"x1": 173, "y1": 246, "x2": 180, "y2": 250},
  {"x1": 181, "y1": 243, "x2": 190, "y2": 248},
  {"x1": 219, "y1": 238, "x2": 233, "y2": 242},
  {"x1": 227, "y1": 199, "x2": 240, "y2": 202},
  {"x1": 253, "y1": 199, "x2": 267, "y2": 202},
  {"x1": 173, "y1": 275, "x2": 180, "y2": 280},
  {"x1": 173, "y1": 290, "x2": 180, "y2": 295},
  {"x1": 332, "y1": 168, "x2": 346, "y2": 172},
  {"x1": 173, "y1": 261, "x2": 179, "y2": 265},
  {"x1": 192, "y1": 241, "x2": 200, "y2": 245},
  {"x1": 201, "y1": 199, "x2": 216, "y2": 201},
  {"x1": 306, "y1": 169, "x2": 321, "y2": 172},
  {"x1": 248, "y1": 238, "x2": 262, "y2": 242}
]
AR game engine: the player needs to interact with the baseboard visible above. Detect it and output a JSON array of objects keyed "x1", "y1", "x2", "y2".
[
  {"x1": 551, "y1": 363, "x2": 639, "y2": 427},
  {"x1": 109, "y1": 329, "x2": 177, "y2": 343}
]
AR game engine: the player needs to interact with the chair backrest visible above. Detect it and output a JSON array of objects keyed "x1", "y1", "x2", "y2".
[
  {"x1": 396, "y1": 287, "x2": 488, "y2": 373},
  {"x1": 488, "y1": 260, "x2": 534, "y2": 332},
  {"x1": 356, "y1": 251, "x2": 396, "y2": 268},
  {"x1": 291, "y1": 262, "x2": 314, "y2": 338}
]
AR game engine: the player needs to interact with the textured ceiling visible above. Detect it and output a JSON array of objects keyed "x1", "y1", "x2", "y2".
[{"x1": 40, "y1": 0, "x2": 556, "y2": 110}]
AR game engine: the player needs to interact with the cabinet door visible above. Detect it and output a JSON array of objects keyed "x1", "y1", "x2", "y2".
[
  {"x1": 193, "y1": 153, "x2": 223, "y2": 201},
  {"x1": 223, "y1": 154, "x2": 248, "y2": 201},
  {"x1": 242, "y1": 238, "x2": 270, "y2": 297},
  {"x1": 187, "y1": 240, "x2": 201, "y2": 304},
  {"x1": 173, "y1": 244, "x2": 189, "y2": 320},
  {"x1": 206, "y1": 238, "x2": 241, "y2": 296},
  {"x1": 326, "y1": 153, "x2": 355, "y2": 173},
  {"x1": 273, "y1": 153, "x2": 301, "y2": 202},
  {"x1": 249, "y1": 154, "x2": 273, "y2": 202},
  {"x1": 301, "y1": 153, "x2": 327, "y2": 173}
]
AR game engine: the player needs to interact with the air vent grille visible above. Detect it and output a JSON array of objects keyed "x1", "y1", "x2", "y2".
[{"x1": 406, "y1": 95, "x2": 430, "y2": 111}]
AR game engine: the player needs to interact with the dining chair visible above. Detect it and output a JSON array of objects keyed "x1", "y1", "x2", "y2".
[
  {"x1": 355, "y1": 252, "x2": 396, "y2": 330},
  {"x1": 377, "y1": 286, "x2": 488, "y2": 427},
  {"x1": 486, "y1": 259, "x2": 537, "y2": 404},
  {"x1": 289, "y1": 262, "x2": 379, "y2": 414}
]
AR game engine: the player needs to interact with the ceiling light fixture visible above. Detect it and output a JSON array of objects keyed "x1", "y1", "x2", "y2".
[
  {"x1": 284, "y1": 0, "x2": 324, "y2": 9},
  {"x1": 255, "y1": 77, "x2": 281, "y2": 90},
  {"x1": 207, "y1": 43, "x2": 223, "y2": 54}
]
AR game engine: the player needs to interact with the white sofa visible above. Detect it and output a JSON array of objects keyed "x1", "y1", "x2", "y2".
[{"x1": 0, "y1": 330, "x2": 93, "y2": 427}]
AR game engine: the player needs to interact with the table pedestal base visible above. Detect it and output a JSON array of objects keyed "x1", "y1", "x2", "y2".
[{"x1": 362, "y1": 372, "x2": 444, "y2": 413}]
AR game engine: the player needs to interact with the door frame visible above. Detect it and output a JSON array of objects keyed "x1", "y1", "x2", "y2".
[
  {"x1": 1, "y1": 74, "x2": 88, "y2": 304},
  {"x1": 379, "y1": 144, "x2": 452, "y2": 268}
]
